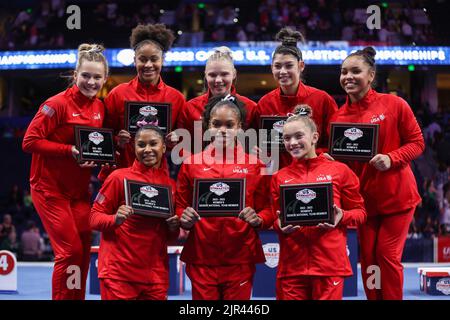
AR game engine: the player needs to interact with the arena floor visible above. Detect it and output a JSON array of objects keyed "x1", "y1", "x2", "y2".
[{"x1": 0, "y1": 262, "x2": 449, "y2": 300}]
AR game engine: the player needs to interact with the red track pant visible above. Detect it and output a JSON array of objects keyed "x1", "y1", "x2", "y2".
[
  {"x1": 185, "y1": 264, "x2": 255, "y2": 300},
  {"x1": 358, "y1": 208, "x2": 415, "y2": 300},
  {"x1": 100, "y1": 278, "x2": 168, "y2": 300},
  {"x1": 31, "y1": 188, "x2": 91, "y2": 300},
  {"x1": 276, "y1": 276, "x2": 345, "y2": 300}
]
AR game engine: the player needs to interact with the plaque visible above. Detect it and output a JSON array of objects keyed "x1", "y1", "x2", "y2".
[
  {"x1": 124, "y1": 101, "x2": 172, "y2": 135},
  {"x1": 193, "y1": 178, "x2": 245, "y2": 217},
  {"x1": 74, "y1": 126, "x2": 116, "y2": 164},
  {"x1": 124, "y1": 179, "x2": 174, "y2": 218},
  {"x1": 280, "y1": 182, "x2": 334, "y2": 227},
  {"x1": 329, "y1": 123, "x2": 379, "y2": 161},
  {"x1": 259, "y1": 116, "x2": 288, "y2": 153}
]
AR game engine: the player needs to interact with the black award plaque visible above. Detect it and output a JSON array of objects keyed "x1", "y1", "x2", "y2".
[
  {"x1": 329, "y1": 122, "x2": 379, "y2": 161},
  {"x1": 193, "y1": 178, "x2": 245, "y2": 217},
  {"x1": 280, "y1": 182, "x2": 334, "y2": 227},
  {"x1": 124, "y1": 179, "x2": 174, "y2": 218},
  {"x1": 74, "y1": 126, "x2": 116, "y2": 164}
]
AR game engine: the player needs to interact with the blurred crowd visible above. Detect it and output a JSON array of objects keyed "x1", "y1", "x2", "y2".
[
  {"x1": 0, "y1": 0, "x2": 443, "y2": 50},
  {"x1": 409, "y1": 103, "x2": 450, "y2": 238}
]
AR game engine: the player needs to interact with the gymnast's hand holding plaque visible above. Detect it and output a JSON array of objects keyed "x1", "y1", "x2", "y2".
[
  {"x1": 193, "y1": 179, "x2": 245, "y2": 217},
  {"x1": 74, "y1": 126, "x2": 116, "y2": 164},
  {"x1": 329, "y1": 122, "x2": 379, "y2": 161},
  {"x1": 280, "y1": 182, "x2": 334, "y2": 227},
  {"x1": 124, "y1": 179, "x2": 174, "y2": 218}
]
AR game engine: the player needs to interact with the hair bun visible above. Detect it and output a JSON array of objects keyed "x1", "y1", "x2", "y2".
[
  {"x1": 275, "y1": 27, "x2": 305, "y2": 46},
  {"x1": 214, "y1": 46, "x2": 233, "y2": 57},
  {"x1": 293, "y1": 104, "x2": 313, "y2": 117},
  {"x1": 362, "y1": 46, "x2": 376, "y2": 59},
  {"x1": 78, "y1": 43, "x2": 105, "y2": 54},
  {"x1": 130, "y1": 23, "x2": 175, "y2": 52}
]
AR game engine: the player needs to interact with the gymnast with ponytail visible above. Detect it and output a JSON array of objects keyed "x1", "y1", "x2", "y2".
[
  {"x1": 270, "y1": 104, "x2": 366, "y2": 300},
  {"x1": 23, "y1": 43, "x2": 108, "y2": 299},
  {"x1": 255, "y1": 27, "x2": 338, "y2": 170}
]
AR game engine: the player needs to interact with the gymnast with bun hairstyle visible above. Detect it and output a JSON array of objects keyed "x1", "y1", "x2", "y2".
[
  {"x1": 255, "y1": 27, "x2": 338, "y2": 170},
  {"x1": 330, "y1": 47, "x2": 424, "y2": 300},
  {"x1": 270, "y1": 104, "x2": 366, "y2": 300},
  {"x1": 99, "y1": 23, "x2": 187, "y2": 181},
  {"x1": 23, "y1": 43, "x2": 108, "y2": 299}
]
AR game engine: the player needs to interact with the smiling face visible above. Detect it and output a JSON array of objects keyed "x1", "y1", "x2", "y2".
[
  {"x1": 271, "y1": 53, "x2": 304, "y2": 94},
  {"x1": 340, "y1": 56, "x2": 375, "y2": 102},
  {"x1": 74, "y1": 61, "x2": 107, "y2": 98},
  {"x1": 135, "y1": 42, "x2": 163, "y2": 85},
  {"x1": 205, "y1": 60, "x2": 236, "y2": 97},
  {"x1": 208, "y1": 105, "x2": 241, "y2": 149},
  {"x1": 135, "y1": 129, "x2": 166, "y2": 168},
  {"x1": 282, "y1": 120, "x2": 318, "y2": 160}
]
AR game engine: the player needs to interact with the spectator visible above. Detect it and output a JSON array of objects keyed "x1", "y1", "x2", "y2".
[
  {"x1": 440, "y1": 182, "x2": 450, "y2": 233},
  {"x1": 0, "y1": 214, "x2": 16, "y2": 243},
  {"x1": 20, "y1": 220, "x2": 43, "y2": 261},
  {"x1": 0, "y1": 228, "x2": 19, "y2": 255}
]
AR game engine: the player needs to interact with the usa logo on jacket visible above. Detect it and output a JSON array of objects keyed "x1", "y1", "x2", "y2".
[
  {"x1": 233, "y1": 166, "x2": 248, "y2": 174},
  {"x1": 370, "y1": 113, "x2": 386, "y2": 123},
  {"x1": 316, "y1": 174, "x2": 332, "y2": 182}
]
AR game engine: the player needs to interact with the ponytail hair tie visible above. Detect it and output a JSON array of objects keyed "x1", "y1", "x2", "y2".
[
  {"x1": 295, "y1": 107, "x2": 311, "y2": 116},
  {"x1": 221, "y1": 94, "x2": 236, "y2": 103}
]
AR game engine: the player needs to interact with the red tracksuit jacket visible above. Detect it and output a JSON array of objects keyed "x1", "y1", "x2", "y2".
[
  {"x1": 271, "y1": 154, "x2": 367, "y2": 278},
  {"x1": 329, "y1": 89, "x2": 425, "y2": 216},
  {"x1": 176, "y1": 144, "x2": 274, "y2": 265},
  {"x1": 90, "y1": 160, "x2": 178, "y2": 284},
  {"x1": 22, "y1": 85, "x2": 104, "y2": 199},
  {"x1": 99, "y1": 76, "x2": 186, "y2": 179},
  {"x1": 256, "y1": 81, "x2": 338, "y2": 168}
]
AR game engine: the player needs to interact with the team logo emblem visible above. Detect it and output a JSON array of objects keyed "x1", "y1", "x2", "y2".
[
  {"x1": 139, "y1": 106, "x2": 158, "y2": 117},
  {"x1": 140, "y1": 186, "x2": 159, "y2": 198},
  {"x1": 262, "y1": 243, "x2": 279, "y2": 268},
  {"x1": 210, "y1": 182, "x2": 230, "y2": 196},
  {"x1": 436, "y1": 278, "x2": 450, "y2": 295},
  {"x1": 296, "y1": 189, "x2": 316, "y2": 204},
  {"x1": 88, "y1": 132, "x2": 104, "y2": 145},
  {"x1": 344, "y1": 128, "x2": 363, "y2": 141},
  {"x1": 273, "y1": 120, "x2": 286, "y2": 133}
]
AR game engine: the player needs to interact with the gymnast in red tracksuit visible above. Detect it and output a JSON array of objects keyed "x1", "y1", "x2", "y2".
[
  {"x1": 90, "y1": 125, "x2": 180, "y2": 300},
  {"x1": 177, "y1": 46, "x2": 257, "y2": 155},
  {"x1": 176, "y1": 95, "x2": 275, "y2": 300},
  {"x1": 22, "y1": 44, "x2": 108, "y2": 300},
  {"x1": 271, "y1": 105, "x2": 366, "y2": 300},
  {"x1": 331, "y1": 47, "x2": 425, "y2": 300},
  {"x1": 255, "y1": 27, "x2": 337, "y2": 170},
  {"x1": 99, "y1": 23, "x2": 186, "y2": 181}
]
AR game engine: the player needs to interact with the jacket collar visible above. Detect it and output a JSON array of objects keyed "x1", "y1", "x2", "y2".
[
  {"x1": 345, "y1": 88, "x2": 378, "y2": 110},
  {"x1": 289, "y1": 153, "x2": 327, "y2": 170},
  {"x1": 69, "y1": 85, "x2": 94, "y2": 106},
  {"x1": 202, "y1": 142, "x2": 247, "y2": 164},
  {"x1": 278, "y1": 81, "x2": 309, "y2": 101},
  {"x1": 131, "y1": 159, "x2": 165, "y2": 174},
  {"x1": 205, "y1": 85, "x2": 237, "y2": 100},
  {"x1": 132, "y1": 76, "x2": 165, "y2": 95}
]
